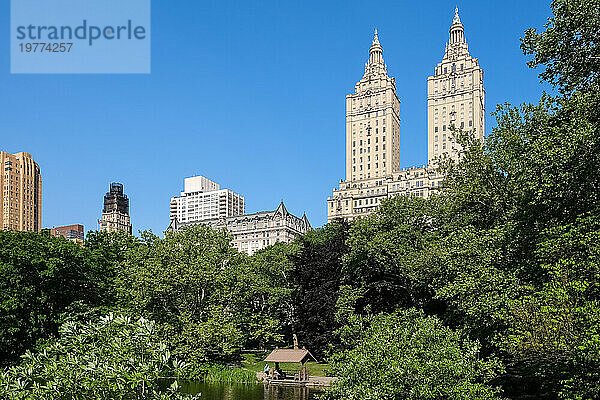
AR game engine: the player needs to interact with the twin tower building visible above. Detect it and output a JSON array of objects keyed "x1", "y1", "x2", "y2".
[{"x1": 327, "y1": 8, "x2": 485, "y2": 221}]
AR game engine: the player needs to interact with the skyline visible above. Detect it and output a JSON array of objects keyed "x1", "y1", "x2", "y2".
[{"x1": 0, "y1": 0, "x2": 552, "y2": 234}]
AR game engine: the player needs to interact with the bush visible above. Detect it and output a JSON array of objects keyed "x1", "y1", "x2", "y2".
[
  {"x1": 0, "y1": 314, "x2": 197, "y2": 400},
  {"x1": 323, "y1": 309, "x2": 502, "y2": 400}
]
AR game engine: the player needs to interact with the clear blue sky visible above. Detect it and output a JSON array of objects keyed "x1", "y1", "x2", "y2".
[{"x1": 0, "y1": 0, "x2": 553, "y2": 235}]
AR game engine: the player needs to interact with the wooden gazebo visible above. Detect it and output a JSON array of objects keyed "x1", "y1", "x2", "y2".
[{"x1": 264, "y1": 347, "x2": 316, "y2": 382}]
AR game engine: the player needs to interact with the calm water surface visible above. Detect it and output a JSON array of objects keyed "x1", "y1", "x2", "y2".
[{"x1": 181, "y1": 382, "x2": 322, "y2": 400}]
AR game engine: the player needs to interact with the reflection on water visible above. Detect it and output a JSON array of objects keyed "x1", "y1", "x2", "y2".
[{"x1": 180, "y1": 382, "x2": 322, "y2": 400}]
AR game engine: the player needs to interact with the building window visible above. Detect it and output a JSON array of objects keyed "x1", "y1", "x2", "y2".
[
  {"x1": 435, "y1": 127, "x2": 438, "y2": 133},
  {"x1": 443, "y1": 125, "x2": 446, "y2": 131}
]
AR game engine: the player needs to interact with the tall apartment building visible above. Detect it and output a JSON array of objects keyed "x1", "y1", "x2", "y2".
[
  {"x1": 169, "y1": 176, "x2": 244, "y2": 225},
  {"x1": 327, "y1": 8, "x2": 485, "y2": 222},
  {"x1": 0, "y1": 151, "x2": 42, "y2": 232},
  {"x1": 169, "y1": 202, "x2": 311, "y2": 256},
  {"x1": 427, "y1": 7, "x2": 485, "y2": 163},
  {"x1": 51, "y1": 224, "x2": 85, "y2": 244},
  {"x1": 346, "y1": 29, "x2": 402, "y2": 181},
  {"x1": 99, "y1": 182, "x2": 132, "y2": 234}
]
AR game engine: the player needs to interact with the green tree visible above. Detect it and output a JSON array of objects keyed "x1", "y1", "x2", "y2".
[
  {"x1": 0, "y1": 231, "x2": 111, "y2": 365},
  {"x1": 290, "y1": 220, "x2": 349, "y2": 359},
  {"x1": 342, "y1": 196, "x2": 440, "y2": 315},
  {"x1": 501, "y1": 214, "x2": 600, "y2": 399},
  {"x1": 324, "y1": 309, "x2": 502, "y2": 400},
  {"x1": 248, "y1": 241, "x2": 298, "y2": 349},
  {"x1": 0, "y1": 314, "x2": 196, "y2": 400},
  {"x1": 113, "y1": 225, "x2": 281, "y2": 368},
  {"x1": 521, "y1": 0, "x2": 600, "y2": 94}
]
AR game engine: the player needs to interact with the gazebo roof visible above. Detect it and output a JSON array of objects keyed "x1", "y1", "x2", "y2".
[{"x1": 264, "y1": 348, "x2": 316, "y2": 363}]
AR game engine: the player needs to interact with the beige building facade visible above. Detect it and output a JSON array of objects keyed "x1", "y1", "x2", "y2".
[
  {"x1": 427, "y1": 8, "x2": 485, "y2": 163},
  {"x1": 346, "y1": 29, "x2": 402, "y2": 181},
  {"x1": 328, "y1": 8, "x2": 484, "y2": 222},
  {"x1": 169, "y1": 202, "x2": 311, "y2": 256},
  {"x1": 1, "y1": 151, "x2": 42, "y2": 232}
]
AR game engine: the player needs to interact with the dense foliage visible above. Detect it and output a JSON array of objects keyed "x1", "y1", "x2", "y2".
[
  {"x1": 0, "y1": 314, "x2": 197, "y2": 399},
  {"x1": 326, "y1": 309, "x2": 502, "y2": 400},
  {"x1": 113, "y1": 227, "x2": 253, "y2": 367},
  {"x1": 0, "y1": 231, "x2": 114, "y2": 365},
  {"x1": 290, "y1": 221, "x2": 349, "y2": 359}
]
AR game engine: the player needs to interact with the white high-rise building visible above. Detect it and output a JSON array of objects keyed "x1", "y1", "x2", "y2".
[{"x1": 169, "y1": 176, "x2": 244, "y2": 225}]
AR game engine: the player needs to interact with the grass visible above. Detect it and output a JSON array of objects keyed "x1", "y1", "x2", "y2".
[{"x1": 241, "y1": 352, "x2": 331, "y2": 377}]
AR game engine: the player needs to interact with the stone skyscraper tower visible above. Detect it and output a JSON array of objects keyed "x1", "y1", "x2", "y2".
[
  {"x1": 346, "y1": 30, "x2": 401, "y2": 181},
  {"x1": 99, "y1": 182, "x2": 132, "y2": 234},
  {"x1": 327, "y1": 9, "x2": 485, "y2": 222},
  {"x1": 0, "y1": 151, "x2": 42, "y2": 232},
  {"x1": 427, "y1": 7, "x2": 485, "y2": 163}
]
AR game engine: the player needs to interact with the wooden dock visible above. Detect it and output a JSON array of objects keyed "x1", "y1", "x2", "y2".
[{"x1": 257, "y1": 372, "x2": 336, "y2": 387}]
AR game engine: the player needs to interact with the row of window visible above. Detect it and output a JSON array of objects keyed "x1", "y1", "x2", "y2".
[
  {"x1": 350, "y1": 110, "x2": 386, "y2": 120},
  {"x1": 437, "y1": 62, "x2": 467, "y2": 75},
  {"x1": 353, "y1": 136, "x2": 386, "y2": 147},
  {"x1": 353, "y1": 144, "x2": 387, "y2": 156},
  {"x1": 434, "y1": 120, "x2": 473, "y2": 132},
  {"x1": 353, "y1": 161, "x2": 387, "y2": 172},
  {"x1": 435, "y1": 103, "x2": 473, "y2": 113}
]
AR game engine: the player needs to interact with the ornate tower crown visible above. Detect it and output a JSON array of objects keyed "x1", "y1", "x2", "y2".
[
  {"x1": 364, "y1": 28, "x2": 388, "y2": 78},
  {"x1": 369, "y1": 28, "x2": 383, "y2": 64},
  {"x1": 449, "y1": 7, "x2": 465, "y2": 45}
]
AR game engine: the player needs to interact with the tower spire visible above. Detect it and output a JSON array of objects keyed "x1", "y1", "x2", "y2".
[
  {"x1": 453, "y1": 6, "x2": 461, "y2": 24},
  {"x1": 449, "y1": 7, "x2": 464, "y2": 45},
  {"x1": 369, "y1": 28, "x2": 383, "y2": 65}
]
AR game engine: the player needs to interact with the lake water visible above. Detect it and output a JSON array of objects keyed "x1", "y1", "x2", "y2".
[{"x1": 181, "y1": 382, "x2": 322, "y2": 400}]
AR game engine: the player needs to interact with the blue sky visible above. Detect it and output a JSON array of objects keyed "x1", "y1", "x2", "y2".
[{"x1": 0, "y1": 0, "x2": 553, "y2": 235}]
